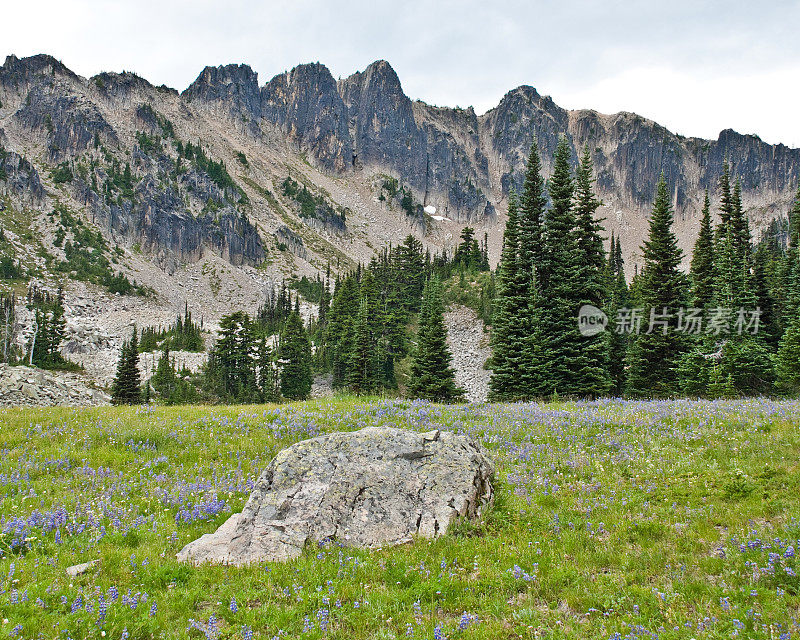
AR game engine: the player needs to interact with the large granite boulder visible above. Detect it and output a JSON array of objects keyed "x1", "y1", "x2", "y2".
[{"x1": 178, "y1": 426, "x2": 494, "y2": 565}]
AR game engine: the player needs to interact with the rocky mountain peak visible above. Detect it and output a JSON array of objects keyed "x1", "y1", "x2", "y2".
[
  {"x1": 0, "y1": 54, "x2": 80, "y2": 96},
  {"x1": 261, "y1": 62, "x2": 351, "y2": 172},
  {"x1": 183, "y1": 63, "x2": 262, "y2": 124}
]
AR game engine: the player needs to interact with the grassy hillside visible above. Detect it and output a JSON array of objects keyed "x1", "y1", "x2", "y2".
[{"x1": 1, "y1": 399, "x2": 799, "y2": 639}]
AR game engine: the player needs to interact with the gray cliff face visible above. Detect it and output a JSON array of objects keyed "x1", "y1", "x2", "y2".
[
  {"x1": 335, "y1": 61, "x2": 495, "y2": 221},
  {"x1": 70, "y1": 143, "x2": 265, "y2": 273},
  {"x1": 13, "y1": 82, "x2": 119, "y2": 161},
  {"x1": 262, "y1": 63, "x2": 352, "y2": 172},
  {"x1": 0, "y1": 54, "x2": 79, "y2": 91},
  {"x1": 0, "y1": 55, "x2": 265, "y2": 271},
  {"x1": 0, "y1": 146, "x2": 44, "y2": 203},
  {"x1": 340, "y1": 61, "x2": 426, "y2": 176},
  {"x1": 183, "y1": 64, "x2": 261, "y2": 133},
  {"x1": 2, "y1": 53, "x2": 800, "y2": 273}
]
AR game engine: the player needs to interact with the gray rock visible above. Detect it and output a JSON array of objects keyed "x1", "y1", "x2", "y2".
[
  {"x1": 178, "y1": 426, "x2": 494, "y2": 565},
  {"x1": 66, "y1": 559, "x2": 98, "y2": 577}
]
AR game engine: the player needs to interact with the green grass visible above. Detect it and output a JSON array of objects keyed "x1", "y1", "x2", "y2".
[{"x1": 1, "y1": 398, "x2": 799, "y2": 639}]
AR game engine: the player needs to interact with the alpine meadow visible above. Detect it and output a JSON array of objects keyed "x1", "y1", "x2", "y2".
[{"x1": 2, "y1": 1, "x2": 800, "y2": 638}]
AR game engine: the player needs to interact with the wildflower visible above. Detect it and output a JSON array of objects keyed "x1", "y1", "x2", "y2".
[
  {"x1": 317, "y1": 607, "x2": 330, "y2": 631},
  {"x1": 458, "y1": 612, "x2": 477, "y2": 630}
]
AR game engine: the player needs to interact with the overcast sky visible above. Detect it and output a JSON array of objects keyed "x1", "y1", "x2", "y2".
[{"x1": 3, "y1": 0, "x2": 799, "y2": 148}]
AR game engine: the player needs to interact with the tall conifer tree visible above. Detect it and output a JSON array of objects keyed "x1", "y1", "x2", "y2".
[
  {"x1": 626, "y1": 175, "x2": 688, "y2": 397},
  {"x1": 112, "y1": 326, "x2": 142, "y2": 405},
  {"x1": 605, "y1": 233, "x2": 629, "y2": 395},
  {"x1": 280, "y1": 312, "x2": 313, "y2": 400},
  {"x1": 571, "y1": 146, "x2": 610, "y2": 397},
  {"x1": 690, "y1": 192, "x2": 715, "y2": 309},
  {"x1": 537, "y1": 136, "x2": 583, "y2": 396},
  {"x1": 409, "y1": 277, "x2": 464, "y2": 402},
  {"x1": 488, "y1": 192, "x2": 529, "y2": 400}
]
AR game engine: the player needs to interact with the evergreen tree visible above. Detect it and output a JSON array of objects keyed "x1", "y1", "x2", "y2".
[
  {"x1": 718, "y1": 161, "x2": 734, "y2": 228},
  {"x1": 783, "y1": 185, "x2": 800, "y2": 321},
  {"x1": 0, "y1": 292, "x2": 17, "y2": 364},
  {"x1": 518, "y1": 137, "x2": 547, "y2": 279},
  {"x1": 26, "y1": 287, "x2": 68, "y2": 369},
  {"x1": 279, "y1": 312, "x2": 312, "y2": 401},
  {"x1": 537, "y1": 136, "x2": 584, "y2": 396},
  {"x1": 256, "y1": 334, "x2": 279, "y2": 402},
  {"x1": 626, "y1": 175, "x2": 689, "y2": 397},
  {"x1": 690, "y1": 192, "x2": 715, "y2": 309},
  {"x1": 516, "y1": 137, "x2": 549, "y2": 397},
  {"x1": 206, "y1": 312, "x2": 258, "y2": 403},
  {"x1": 326, "y1": 275, "x2": 359, "y2": 386},
  {"x1": 111, "y1": 326, "x2": 142, "y2": 405},
  {"x1": 409, "y1": 277, "x2": 464, "y2": 402},
  {"x1": 605, "y1": 232, "x2": 629, "y2": 395},
  {"x1": 151, "y1": 346, "x2": 177, "y2": 400},
  {"x1": 571, "y1": 145, "x2": 610, "y2": 397},
  {"x1": 776, "y1": 314, "x2": 800, "y2": 394},
  {"x1": 347, "y1": 297, "x2": 380, "y2": 393},
  {"x1": 752, "y1": 243, "x2": 781, "y2": 349},
  {"x1": 395, "y1": 235, "x2": 426, "y2": 312},
  {"x1": 488, "y1": 192, "x2": 530, "y2": 400}
]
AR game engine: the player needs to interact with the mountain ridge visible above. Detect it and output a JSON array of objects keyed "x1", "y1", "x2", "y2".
[{"x1": 2, "y1": 52, "x2": 800, "y2": 281}]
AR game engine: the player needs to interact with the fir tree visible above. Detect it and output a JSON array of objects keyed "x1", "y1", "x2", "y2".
[
  {"x1": 488, "y1": 192, "x2": 529, "y2": 400},
  {"x1": 571, "y1": 145, "x2": 610, "y2": 397},
  {"x1": 516, "y1": 138, "x2": 549, "y2": 397},
  {"x1": 409, "y1": 277, "x2": 464, "y2": 402},
  {"x1": 605, "y1": 232, "x2": 629, "y2": 395},
  {"x1": 206, "y1": 312, "x2": 258, "y2": 403},
  {"x1": 690, "y1": 192, "x2": 715, "y2": 309},
  {"x1": 112, "y1": 326, "x2": 142, "y2": 404},
  {"x1": 347, "y1": 297, "x2": 380, "y2": 394},
  {"x1": 518, "y1": 137, "x2": 547, "y2": 279},
  {"x1": 626, "y1": 175, "x2": 688, "y2": 397},
  {"x1": 279, "y1": 312, "x2": 312, "y2": 400},
  {"x1": 395, "y1": 235, "x2": 426, "y2": 313},
  {"x1": 256, "y1": 334, "x2": 278, "y2": 402},
  {"x1": 783, "y1": 185, "x2": 800, "y2": 321},
  {"x1": 151, "y1": 346, "x2": 177, "y2": 400},
  {"x1": 776, "y1": 314, "x2": 800, "y2": 394},
  {"x1": 710, "y1": 172, "x2": 771, "y2": 396},
  {"x1": 537, "y1": 136, "x2": 584, "y2": 396},
  {"x1": 326, "y1": 275, "x2": 359, "y2": 387}
]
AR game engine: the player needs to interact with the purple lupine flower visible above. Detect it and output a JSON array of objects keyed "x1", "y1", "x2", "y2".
[{"x1": 317, "y1": 607, "x2": 329, "y2": 631}]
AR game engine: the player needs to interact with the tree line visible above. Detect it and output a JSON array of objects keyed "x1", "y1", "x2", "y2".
[
  {"x1": 110, "y1": 233, "x2": 483, "y2": 405},
  {"x1": 490, "y1": 135, "x2": 800, "y2": 399}
]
